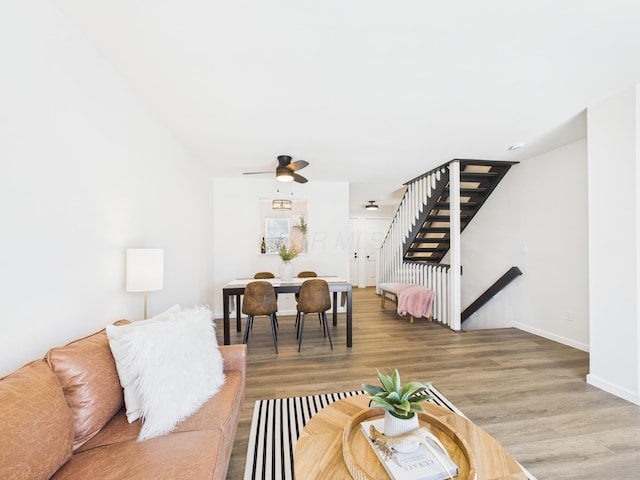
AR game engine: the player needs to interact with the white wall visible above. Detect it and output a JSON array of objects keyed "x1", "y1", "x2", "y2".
[
  {"x1": 211, "y1": 178, "x2": 349, "y2": 317},
  {"x1": 458, "y1": 141, "x2": 590, "y2": 352},
  {"x1": 0, "y1": 1, "x2": 213, "y2": 376},
  {"x1": 587, "y1": 86, "x2": 640, "y2": 405}
]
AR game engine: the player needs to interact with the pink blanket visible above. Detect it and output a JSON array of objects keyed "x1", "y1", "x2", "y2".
[{"x1": 396, "y1": 285, "x2": 435, "y2": 319}]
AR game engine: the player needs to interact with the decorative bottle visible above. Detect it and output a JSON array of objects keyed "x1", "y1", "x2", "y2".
[{"x1": 260, "y1": 237, "x2": 266, "y2": 254}]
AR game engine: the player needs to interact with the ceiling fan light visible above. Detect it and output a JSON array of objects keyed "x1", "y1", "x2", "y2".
[
  {"x1": 276, "y1": 167, "x2": 294, "y2": 182},
  {"x1": 365, "y1": 201, "x2": 379, "y2": 210}
]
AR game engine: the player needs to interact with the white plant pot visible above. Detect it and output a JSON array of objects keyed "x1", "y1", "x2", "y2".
[
  {"x1": 279, "y1": 261, "x2": 294, "y2": 281},
  {"x1": 383, "y1": 411, "x2": 420, "y2": 453}
]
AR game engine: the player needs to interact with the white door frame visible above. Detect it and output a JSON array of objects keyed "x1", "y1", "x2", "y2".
[{"x1": 349, "y1": 216, "x2": 391, "y2": 288}]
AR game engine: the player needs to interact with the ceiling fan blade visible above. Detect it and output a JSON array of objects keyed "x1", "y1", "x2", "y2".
[
  {"x1": 287, "y1": 160, "x2": 309, "y2": 172},
  {"x1": 243, "y1": 171, "x2": 271, "y2": 175},
  {"x1": 292, "y1": 173, "x2": 308, "y2": 184}
]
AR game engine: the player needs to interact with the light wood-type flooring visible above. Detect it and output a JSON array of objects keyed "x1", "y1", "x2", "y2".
[{"x1": 218, "y1": 287, "x2": 640, "y2": 480}]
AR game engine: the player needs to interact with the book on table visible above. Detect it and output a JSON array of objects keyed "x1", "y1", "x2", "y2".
[{"x1": 360, "y1": 418, "x2": 459, "y2": 480}]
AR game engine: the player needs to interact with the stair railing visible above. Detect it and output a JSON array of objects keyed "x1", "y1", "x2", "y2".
[
  {"x1": 378, "y1": 163, "x2": 455, "y2": 327},
  {"x1": 379, "y1": 159, "x2": 518, "y2": 330},
  {"x1": 461, "y1": 267, "x2": 523, "y2": 322}
]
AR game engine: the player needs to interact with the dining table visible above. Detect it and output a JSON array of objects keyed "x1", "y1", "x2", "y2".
[{"x1": 221, "y1": 276, "x2": 353, "y2": 347}]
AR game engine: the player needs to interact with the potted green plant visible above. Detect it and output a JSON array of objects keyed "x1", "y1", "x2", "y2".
[
  {"x1": 278, "y1": 243, "x2": 299, "y2": 261},
  {"x1": 278, "y1": 243, "x2": 299, "y2": 280},
  {"x1": 362, "y1": 369, "x2": 432, "y2": 452},
  {"x1": 298, "y1": 215, "x2": 308, "y2": 235}
]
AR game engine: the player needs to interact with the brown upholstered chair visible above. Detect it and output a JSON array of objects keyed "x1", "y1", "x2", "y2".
[
  {"x1": 295, "y1": 271, "x2": 318, "y2": 331},
  {"x1": 296, "y1": 279, "x2": 333, "y2": 352},
  {"x1": 253, "y1": 272, "x2": 275, "y2": 279},
  {"x1": 253, "y1": 272, "x2": 279, "y2": 325},
  {"x1": 297, "y1": 271, "x2": 317, "y2": 278},
  {"x1": 242, "y1": 281, "x2": 279, "y2": 353}
]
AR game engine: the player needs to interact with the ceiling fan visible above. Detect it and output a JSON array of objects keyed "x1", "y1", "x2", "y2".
[{"x1": 243, "y1": 155, "x2": 309, "y2": 183}]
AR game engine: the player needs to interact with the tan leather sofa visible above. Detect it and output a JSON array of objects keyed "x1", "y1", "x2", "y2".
[{"x1": 0, "y1": 321, "x2": 246, "y2": 480}]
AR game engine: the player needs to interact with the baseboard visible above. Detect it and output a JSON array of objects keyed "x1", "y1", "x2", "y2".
[
  {"x1": 511, "y1": 321, "x2": 589, "y2": 352},
  {"x1": 586, "y1": 373, "x2": 640, "y2": 405}
]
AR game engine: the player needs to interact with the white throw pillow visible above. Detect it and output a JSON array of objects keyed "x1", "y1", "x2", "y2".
[
  {"x1": 107, "y1": 304, "x2": 183, "y2": 422},
  {"x1": 107, "y1": 306, "x2": 225, "y2": 440}
]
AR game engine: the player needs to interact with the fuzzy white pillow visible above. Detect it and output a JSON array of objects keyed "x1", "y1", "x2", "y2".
[
  {"x1": 107, "y1": 304, "x2": 183, "y2": 423},
  {"x1": 107, "y1": 306, "x2": 225, "y2": 440}
]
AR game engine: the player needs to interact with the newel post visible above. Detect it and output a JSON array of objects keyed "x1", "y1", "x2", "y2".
[{"x1": 449, "y1": 161, "x2": 462, "y2": 330}]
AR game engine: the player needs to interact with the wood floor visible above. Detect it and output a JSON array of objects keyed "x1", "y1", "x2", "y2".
[{"x1": 217, "y1": 287, "x2": 640, "y2": 480}]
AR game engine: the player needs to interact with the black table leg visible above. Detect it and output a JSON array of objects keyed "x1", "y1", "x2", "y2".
[
  {"x1": 223, "y1": 292, "x2": 230, "y2": 345},
  {"x1": 346, "y1": 287, "x2": 352, "y2": 347},
  {"x1": 235, "y1": 294, "x2": 242, "y2": 332}
]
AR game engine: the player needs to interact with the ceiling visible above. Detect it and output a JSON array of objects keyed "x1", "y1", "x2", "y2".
[{"x1": 54, "y1": 1, "x2": 640, "y2": 216}]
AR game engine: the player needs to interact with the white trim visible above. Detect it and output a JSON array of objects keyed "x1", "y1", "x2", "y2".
[
  {"x1": 512, "y1": 321, "x2": 589, "y2": 352},
  {"x1": 449, "y1": 162, "x2": 461, "y2": 331},
  {"x1": 586, "y1": 373, "x2": 640, "y2": 405}
]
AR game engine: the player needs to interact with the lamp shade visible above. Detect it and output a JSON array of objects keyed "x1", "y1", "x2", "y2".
[{"x1": 126, "y1": 249, "x2": 164, "y2": 292}]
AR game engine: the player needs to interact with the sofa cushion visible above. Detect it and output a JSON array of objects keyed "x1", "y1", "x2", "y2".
[
  {"x1": 173, "y1": 370, "x2": 242, "y2": 436},
  {"x1": 47, "y1": 326, "x2": 125, "y2": 449},
  {"x1": 106, "y1": 305, "x2": 182, "y2": 423},
  {"x1": 105, "y1": 306, "x2": 225, "y2": 441},
  {"x1": 52, "y1": 430, "x2": 228, "y2": 480},
  {"x1": 51, "y1": 430, "x2": 223, "y2": 480},
  {"x1": 77, "y1": 370, "x2": 243, "y2": 452},
  {"x1": 0, "y1": 360, "x2": 74, "y2": 480}
]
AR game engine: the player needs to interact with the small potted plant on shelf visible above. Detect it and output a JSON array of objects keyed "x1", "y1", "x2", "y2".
[
  {"x1": 362, "y1": 369, "x2": 432, "y2": 452},
  {"x1": 297, "y1": 216, "x2": 308, "y2": 252},
  {"x1": 298, "y1": 215, "x2": 308, "y2": 235}
]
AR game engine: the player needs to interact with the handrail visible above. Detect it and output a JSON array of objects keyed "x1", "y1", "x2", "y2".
[{"x1": 461, "y1": 267, "x2": 523, "y2": 322}]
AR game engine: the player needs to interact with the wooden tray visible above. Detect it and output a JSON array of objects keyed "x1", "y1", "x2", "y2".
[{"x1": 342, "y1": 408, "x2": 477, "y2": 480}]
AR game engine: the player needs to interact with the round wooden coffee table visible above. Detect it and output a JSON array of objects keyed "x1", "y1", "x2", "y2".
[{"x1": 294, "y1": 395, "x2": 527, "y2": 480}]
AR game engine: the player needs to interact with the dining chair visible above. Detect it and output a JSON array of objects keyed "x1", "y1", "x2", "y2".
[
  {"x1": 297, "y1": 271, "x2": 317, "y2": 278},
  {"x1": 295, "y1": 271, "x2": 318, "y2": 332},
  {"x1": 242, "y1": 281, "x2": 279, "y2": 354},
  {"x1": 296, "y1": 279, "x2": 333, "y2": 352},
  {"x1": 253, "y1": 271, "x2": 278, "y2": 326},
  {"x1": 253, "y1": 272, "x2": 275, "y2": 279}
]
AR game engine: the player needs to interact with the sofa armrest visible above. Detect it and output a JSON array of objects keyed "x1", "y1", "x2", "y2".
[
  {"x1": 220, "y1": 344, "x2": 246, "y2": 373},
  {"x1": 219, "y1": 345, "x2": 247, "y2": 403}
]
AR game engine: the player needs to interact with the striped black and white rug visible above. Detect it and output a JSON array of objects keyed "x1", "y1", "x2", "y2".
[{"x1": 243, "y1": 386, "x2": 477, "y2": 480}]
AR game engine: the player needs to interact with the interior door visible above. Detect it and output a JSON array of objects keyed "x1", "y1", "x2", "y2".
[{"x1": 364, "y1": 218, "x2": 390, "y2": 286}]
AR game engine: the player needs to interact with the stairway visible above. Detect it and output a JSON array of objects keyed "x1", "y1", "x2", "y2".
[
  {"x1": 378, "y1": 158, "x2": 518, "y2": 329},
  {"x1": 403, "y1": 159, "x2": 517, "y2": 264}
]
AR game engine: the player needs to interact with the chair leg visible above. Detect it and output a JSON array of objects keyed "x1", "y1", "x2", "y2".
[
  {"x1": 270, "y1": 313, "x2": 278, "y2": 354},
  {"x1": 318, "y1": 313, "x2": 324, "y2": 335},
  {"x1": 322, "y1": 312, "x2": 333, "y2": 350},
  {"x1": 298, "y1": 313, "x2": 306, "y2": 352},
  {"x1": 295, "y1": 311, "x2": 301, "y2": 338},
  {"x1": 243, "y1": 315, "x2": 253, "y2": 344}
]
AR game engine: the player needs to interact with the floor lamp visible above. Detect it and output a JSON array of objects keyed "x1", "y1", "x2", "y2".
[{"x1": 126, "y1": 248, "x2": 164, "y2": 319}]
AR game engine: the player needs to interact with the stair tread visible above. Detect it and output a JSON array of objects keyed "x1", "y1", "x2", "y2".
[{"x1": 398, "y1": 159, "x2": 517, "y2": 266}]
